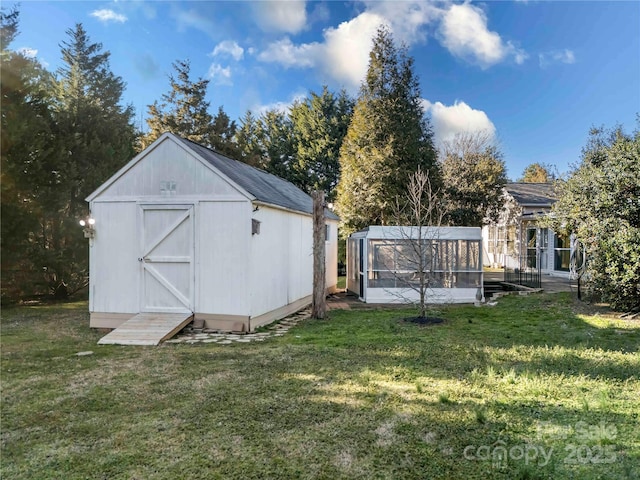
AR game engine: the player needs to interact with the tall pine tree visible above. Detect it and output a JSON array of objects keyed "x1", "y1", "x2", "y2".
[
  {"x1": 234, "y1": 110, "x2": 264, "y2": 167},
  {"x1": 55, "y1": 24, "x2": 136, "y2": 210},
  {"x1": 335, "y1": 26, "x2": 438, "y2": 234},
  {"x1": 143, "y1": 60, "x2": 237, "y2": 156},
  {"x1": 257, "y1": 109, "x2": 296, "y2": 184},
  {"x1": 47, "y1": 23, "x2": 136, "y2": 297},
  {"x1": 1, "y1": 20, "x2": 136, "y2": 299},
  {"x1": 290, "y1": 86, "x2": 353, "y2": 200},
  {"x1": 143, "y1": 60, "x2": 213, "y2": 148}
]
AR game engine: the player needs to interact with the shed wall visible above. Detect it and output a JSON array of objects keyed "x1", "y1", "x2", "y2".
[
  {"x1": 197, "y1": 200, "x2": 251, "y2": 316},
  {"x1": 249, "y1": 207, "x2": 313, "y2": 319},
  {"x1": 89, "y1": 202, "x2": 139, "y2": 314}
]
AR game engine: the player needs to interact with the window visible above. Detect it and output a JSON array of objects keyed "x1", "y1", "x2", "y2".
[{"x1": 367, "y1": 238, "x2": 481, "y2": 289}]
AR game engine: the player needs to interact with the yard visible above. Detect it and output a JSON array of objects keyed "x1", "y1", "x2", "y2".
[{"x1": 1, "y1": 294, "x2": 639, "y2": 479}]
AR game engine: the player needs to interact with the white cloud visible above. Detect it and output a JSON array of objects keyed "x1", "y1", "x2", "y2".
[
  {"x1": 421, "y1": 99, "x2": 496, "y2": 146},
  {"x1": 208, "y1": 63, "x2": 233, "y2": 86},
  {"x1": 253, "y1": 91, "x2": 307, "y2": 116},
  {"x1": 539, "y1": 49, "x2": 576, "y2": 68},
  {"x1": 17, "y1": 47, "x2": 38, "y2": 58},
  {"x1": 257, "y1": 37, "x2": 319, "y2": 68},
  {"x1": 257, "y1": 11, "x2": 385, "y2": 91},
  {"x1": 211, "y1": 40, "x2": 244, "y2": 61},
  {"x1": 257, "y1": 1, "x2": 526, "y2": 91},
  {"x1": 437, "y1": 3, "x2": 526, "y2": 68},
  {"x1": 253, "y1": 1, "x2": 307, "y2": 34},
  {"x1": 319, "y1": 11, "x2": 388, "y2": 89},
  {"x1": 364, "y1": 1, "x2": 440, "y2": 45},
  {"x1": 90, "y1": 9, "x2": 127, "y2": 24}
]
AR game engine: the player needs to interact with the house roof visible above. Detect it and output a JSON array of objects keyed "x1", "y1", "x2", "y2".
[
  {"x1": 505, "y1": 182, "x2": 557, "y2": 207},
  {"x1": 175, "y1": 136, "x2": 339, "y2": 220}
]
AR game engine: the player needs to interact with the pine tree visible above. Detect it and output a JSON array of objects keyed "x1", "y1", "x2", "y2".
[
  {"x1": 143, "y1": 60, "x2": 214, "y2": 148},
  {"x1": 290, "y1": 86, "x2": 353, "y2": 200},
  {"x1": 210, "y1": 105, "x2": 238, "y2": 157},
  {"x1": 235, "y1": 110, "x2": 264, "y2": 167},
  {"x1": 55, "y1": 24, "x2": 136, "y2": 205},
  {"x1": 335, "y1": 26, "x2": 438, "y2": 234},
  {"x1": 2, "y1": 20, "x2": 136, "y2": 299},
  {"x1": 257, "y1": 109, "x2": 296, "y2": 184}
]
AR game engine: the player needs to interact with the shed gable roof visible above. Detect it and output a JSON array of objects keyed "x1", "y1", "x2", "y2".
[
  {"x1": 505, "y1": 182, "x2": 557, "y2": 207},
  {"x1": 87, "y1": 133, "x2": 338, "y2": 220},
  {"x1": 174, "y1": 136, "x2": 339, "y2": 220}
]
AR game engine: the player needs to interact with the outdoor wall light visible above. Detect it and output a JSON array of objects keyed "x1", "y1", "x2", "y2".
[{"x1": 79, "y1": 217, "x2": 96, "y2": 238}]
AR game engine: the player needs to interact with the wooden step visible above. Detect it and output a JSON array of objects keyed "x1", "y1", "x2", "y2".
[{"x1": 98, "y1": 312, "x2": 193, "y2": 346}]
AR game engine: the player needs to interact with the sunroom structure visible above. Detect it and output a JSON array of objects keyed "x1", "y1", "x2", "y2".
[{"x1": 347, "y1": 226, "x2": 483, "y2": 304}]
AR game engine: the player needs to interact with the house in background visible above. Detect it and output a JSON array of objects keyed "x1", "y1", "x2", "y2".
[
  {"x1": 482, "y1": 182, "x2": 574, "y2": 277},
  {"x1": 86, "y1": 133, "x2": 338, "y2": 334}
]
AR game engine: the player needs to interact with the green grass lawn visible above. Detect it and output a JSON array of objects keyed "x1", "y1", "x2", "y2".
[{"x1": 1, "y1": 294, "x2": 639, "y2": 479}]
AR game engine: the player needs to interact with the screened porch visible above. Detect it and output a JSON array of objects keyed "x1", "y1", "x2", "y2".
[{"x1": 347, "y1": 226, "x2": 484, "y2": 304}]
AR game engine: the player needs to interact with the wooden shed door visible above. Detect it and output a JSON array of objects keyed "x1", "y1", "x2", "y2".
[{"x1": 139, "y1": 205, "x2": 194, "y2": 313}]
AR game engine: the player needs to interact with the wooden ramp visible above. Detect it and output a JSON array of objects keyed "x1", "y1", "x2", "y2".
[{"x1": 98, "y1": 312, "x2": 193, "y2": 346}]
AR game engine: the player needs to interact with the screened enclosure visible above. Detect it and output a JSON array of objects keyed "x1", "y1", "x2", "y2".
[{"x1": 347, "y1": 226, "x2": 483, "y2": 304}]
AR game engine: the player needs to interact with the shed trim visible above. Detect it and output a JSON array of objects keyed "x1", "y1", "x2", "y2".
[{"x1": 253, "y1": 200, "x2": 339, "y2": 221}]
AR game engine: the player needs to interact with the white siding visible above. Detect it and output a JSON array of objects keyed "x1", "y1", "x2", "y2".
[
  {"x1": 89, "y1": 202, "x2": 139, "y2": 313},
  {"x1": 98, "y1": 140, "x2": 244, "y2": 200},
  {"x1": 249, "y1": 207, "x2": 314, "y2": 318},
  {"x1": 196, "y1": 201, "x2": 251, "y2": 316}
]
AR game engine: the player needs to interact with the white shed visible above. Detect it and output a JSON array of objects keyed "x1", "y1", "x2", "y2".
[
  {"x1": 86, "y1": 133, "x2": 338, "y2": 334},
  {"x1": 347, "y1": 226, "x2": 483, "y2": 304}
]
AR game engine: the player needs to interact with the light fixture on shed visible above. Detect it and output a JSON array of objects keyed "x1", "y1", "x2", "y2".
[{"x1": 79, "y1": 216, "x2": 96, "y2": 239}]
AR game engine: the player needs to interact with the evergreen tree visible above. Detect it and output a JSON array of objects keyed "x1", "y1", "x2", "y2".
[
  {"x1": 235, "y1": 110, "x2": 264, "y2": 167},
  {"x1": 210, "y1": 105, "x2": 238, "y2": 157},
  {"x1": 47, "y1": 23, "x2": 136, "y2": 297},
  {"x1": 1, "y1": 7, "x2": 57, "y2": 300},
  {"x1": 290, "y1": 86, "x2": 353, "y2": 200},
  {"x1": 55, "y1": 23, "x2": 136, "y2": 208},
  {"x1": 335, "y1": 26, "x2": 438, "y2": 234},
  {"x1": 440, "y1": 131, "x2": 507, "y2": 226},
  {"x1": 257, "y1": 108, "x2": 296, "y2": 183},
  {"x1": 143, "y1": 59, "x2": 214, "y2": 148},
  {"x1": 1, "y1": 20, "x2": 135, "y2": 300}
]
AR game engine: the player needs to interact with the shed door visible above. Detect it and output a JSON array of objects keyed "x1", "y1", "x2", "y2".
[{"x1": 139, "y1": 205, "x2": 194, "y2": 313}]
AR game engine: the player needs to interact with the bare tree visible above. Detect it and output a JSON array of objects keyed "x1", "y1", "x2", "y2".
[{"x1": 384, "y1": 167, "x2": 450, "y2": 319}]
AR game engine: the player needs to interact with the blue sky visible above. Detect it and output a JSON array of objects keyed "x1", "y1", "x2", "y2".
[{"x1": 13, "y1": 1, "x2": 640, "y2": 179}]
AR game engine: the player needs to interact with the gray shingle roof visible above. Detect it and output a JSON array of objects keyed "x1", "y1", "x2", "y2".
[
  {"x1": 506, "y1": 182, "x2": 557, "y2": 207},
  {"x1": 176, "y1": 135, "x2": 339, "y2": 220}
]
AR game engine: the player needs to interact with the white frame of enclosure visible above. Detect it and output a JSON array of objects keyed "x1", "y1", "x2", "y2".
[{"x1": 347, "y1": 226, "x2": 483, "y2": 304}]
